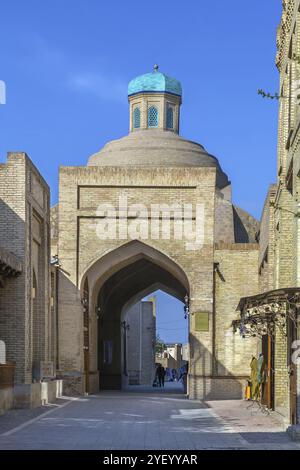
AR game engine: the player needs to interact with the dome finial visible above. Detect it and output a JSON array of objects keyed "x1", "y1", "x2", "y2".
[{"x1": 153, "y1": 64, "x2": 159, "y2": 72}]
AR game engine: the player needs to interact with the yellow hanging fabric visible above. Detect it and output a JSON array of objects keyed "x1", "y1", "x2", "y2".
[{"x1": 250, "y1": 357, "x2": 260, "y2": 400}]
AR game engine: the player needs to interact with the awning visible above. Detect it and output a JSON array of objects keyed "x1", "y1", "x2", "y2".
[
  {"x1": 237, "y1": 288, "x2": 300, "y2": 312},
  {"x1": 233, "y1": 288, "x2": 300, "y2": 338}
]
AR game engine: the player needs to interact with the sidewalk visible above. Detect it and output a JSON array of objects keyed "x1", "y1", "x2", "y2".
[{"x1": 206, "y1": 399, "x2": 298, "y2": 449}]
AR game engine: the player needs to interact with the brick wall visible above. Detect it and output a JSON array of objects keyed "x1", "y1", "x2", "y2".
[
  {"x1": 214, "y1": 244, "x2": 259, "y2": 378},
  {"x1": 0, "y1": 153, "x2": 51, "y2": 384},
  {"x1": 264, "y1": 0, "x2": 300, "y2": 424}
]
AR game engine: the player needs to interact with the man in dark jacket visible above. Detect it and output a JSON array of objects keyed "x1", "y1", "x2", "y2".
[{"x1": 156, "y1": 364, "x2": 165, "y2": 388}]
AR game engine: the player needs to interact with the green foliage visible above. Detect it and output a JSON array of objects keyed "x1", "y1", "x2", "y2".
[
  {"x1": 155, "y1": 334, "x2": 166, "y2": 355},
  {"x1": 258, "y1": 89, "x2": 280, "y2": 100}
]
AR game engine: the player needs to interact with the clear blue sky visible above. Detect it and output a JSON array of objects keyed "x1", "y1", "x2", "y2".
[
  {"x1": 0, "y1": 1, "x2": 282, "y2": 342},
  {"x1": 149, "y1": 292, "x2": 188, "y2": 345}
]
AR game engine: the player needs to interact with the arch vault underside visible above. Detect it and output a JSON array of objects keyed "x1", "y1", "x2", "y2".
[{"x1": 82, "y1": 242, "x2": 190, "y2": 391}]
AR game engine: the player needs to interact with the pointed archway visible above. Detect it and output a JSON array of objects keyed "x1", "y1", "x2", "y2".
[{"x1": 80, "y1": 241, "x2": 190, "y2": 391}]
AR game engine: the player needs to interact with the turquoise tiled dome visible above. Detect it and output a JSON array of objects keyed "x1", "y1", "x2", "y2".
[{"x1": 128, "y1": 67, "x2": 182, "y2": 97}]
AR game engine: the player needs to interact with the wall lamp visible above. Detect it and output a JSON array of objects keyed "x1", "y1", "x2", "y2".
[{"x1": 184, "y1": 293, "x2": 190, "y2": 319}]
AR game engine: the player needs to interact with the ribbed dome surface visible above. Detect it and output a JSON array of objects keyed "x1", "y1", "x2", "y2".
[
  {"x1": 128, "y1": 71, "x2": 182, "y2": 97},
  {"x1": 87, "y1": 130, "x2": 229, "y2": 189}
]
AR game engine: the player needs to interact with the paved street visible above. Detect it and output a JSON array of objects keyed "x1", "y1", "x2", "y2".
[{"x1": 0, "y1": 384, "x2": 299, "y2": 450}]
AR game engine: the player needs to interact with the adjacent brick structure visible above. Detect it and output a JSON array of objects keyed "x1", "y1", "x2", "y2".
[
  {"x1": 272, "y1": 0, "x2": 300, "y2": 428},
  {"x1": 234, "y1": 1, "x2": 300, "y2": 434},
  {"x1": 0, "y1": 153, "x2": 51, "y2": 384}
]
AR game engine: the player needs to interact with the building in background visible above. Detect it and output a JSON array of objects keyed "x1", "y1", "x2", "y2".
[
  {"x1": 156, "y1": 343, "x2": 184, "y2": 372},
  {"x1": 124, "y1": 298, "x2": 156, "y2": 386},
  {"x1": 182, "y1": 343, "x2": 189, "y2": 362}
]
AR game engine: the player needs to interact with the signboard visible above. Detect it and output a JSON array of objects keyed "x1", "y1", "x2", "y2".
[{"x1": 194, "y1": 312, "x2": 210, "y2": 332}]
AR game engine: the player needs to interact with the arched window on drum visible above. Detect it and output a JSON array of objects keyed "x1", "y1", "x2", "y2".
[
  {"x1": 148, "y1": 106, "x2": 158, "y2": 128},
  {"x1": 166, "y1": 106, "x2": 174, "y2": 130},
  {"x1": 133, "y1": 107, "x2": 141, "y2": 129}
]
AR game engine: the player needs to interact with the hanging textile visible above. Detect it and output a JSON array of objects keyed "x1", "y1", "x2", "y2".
[
  {"x1": 257, "y1": 354, "x2": 264, "y2": 385},
  {"x1": 250, "y1": 357, "x2": 260, "y2": 400}
]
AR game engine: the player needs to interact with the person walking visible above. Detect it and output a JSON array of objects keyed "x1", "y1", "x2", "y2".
[
  {"x1": 156, "y1": 364, "x2": 165, "y2": 388},
  {"x1": 179, "y1": 363, "x2": 188, "y2": 393}
]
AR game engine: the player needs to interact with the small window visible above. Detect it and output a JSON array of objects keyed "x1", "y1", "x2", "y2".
[
  {"x1": 167, "y1": 106, "x2": 174, "y2": 129},
  {"x1": 148, "y1": 106, "x2": 158, "y2": 128},
  {"x1": 133, "y1": 107, "x2": 141, "y2": 129}
]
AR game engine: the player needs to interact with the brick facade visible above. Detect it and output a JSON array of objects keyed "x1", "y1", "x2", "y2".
[
  {"x1": 273, "y1": 0, "x2": 300, "y2": 427},
  {"x1": 0, "y1": 153, "x2": 51, "y2": 384},
  {"x1": 55, "y1": 129, "x2": 259, "y2": 399}
]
